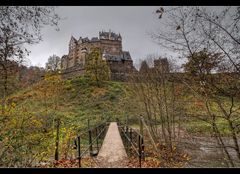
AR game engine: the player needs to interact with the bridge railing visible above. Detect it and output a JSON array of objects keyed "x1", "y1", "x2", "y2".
[
  {"x1": 117, "y1": 121, "x2": 145, "y2": 168},
  {"x1": 74, "y1": 119, "x2": 110, "y2": 167}
]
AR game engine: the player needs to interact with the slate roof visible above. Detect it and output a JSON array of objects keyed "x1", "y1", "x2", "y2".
[
  {"x1": 72, "y1": 31, "x2": 121, "y2": 46},
  {"x1": 91, "y1": 37, "x2": 99, "y2": 42},
  {"x1": 99, "y1": 31, "x2": 121, "y2": 40},
  {"x1": 82, "y1": 37, "x2": 90, "y2": 43},
  {"x1": 122, "y1": 51, "x2": 131, "y2": 60},
  {"x1": 103, "y1": 51, "x2": 132, "y2": 61}
]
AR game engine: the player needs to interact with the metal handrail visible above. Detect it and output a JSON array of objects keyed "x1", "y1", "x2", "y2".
[
  {"x1": 119, "y1": 126, "x2": 141, "y2": 156},
  {"x1": 117, "y1": 122, "x2": 144, "y2": 168},
  {"x1": 74, "y1": 121, "x2": 109, "y2": 167},
  {"x1": 76, "y1": 123, "x2": 108, "y2": 157},
  {"x1": 77, "y1": 117, "x2": 110, "y2": 136}
]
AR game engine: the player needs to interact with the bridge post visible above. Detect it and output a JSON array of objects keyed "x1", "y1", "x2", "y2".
[
  {"x1": 141, "y1": 136, "x2": 145, "y2": 161},
  {"x1": 139, "y1": 116, "x2": 143, "y2": 137},
  {"x1": 126, "y1": 126, "x2": 129, "y2": 155},
  {"x1": 138, "y1": 135, "x2": 142, "y2": 168},
  {"x1": 77, "y1": 136, "x2": 81, "y2": 167},
  {"x1": 89, "y1": 130, "x2": 93, "y2": 155},
  {"x1": 129, "y1": 128, "x2": 132, "y2": 157},
  {"x1": 139, "y1": 116, "x2": 145, "y2": 161}
]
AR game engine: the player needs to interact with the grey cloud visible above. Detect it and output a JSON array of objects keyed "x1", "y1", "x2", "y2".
[{"x1": 26, "y1": 6, "x2": 169, "y2": 68}]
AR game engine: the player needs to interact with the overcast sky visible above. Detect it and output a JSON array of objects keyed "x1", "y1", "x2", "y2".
[{"x1": 26, "y1": 6, "x2": 175, "y2": 68}]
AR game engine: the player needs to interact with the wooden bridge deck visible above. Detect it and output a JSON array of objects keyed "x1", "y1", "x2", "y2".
[{"x1": 96, "y1": 122, "x2": 128, "y2": 168}]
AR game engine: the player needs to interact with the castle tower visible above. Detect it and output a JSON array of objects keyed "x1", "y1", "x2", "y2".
[
  {"x1": 68, "y1": 36, "x2": 78, "y2": 68},
  {"x1": 154, "y1": 58, "x2": 170, "y2": 73},
  {"x1": 80, "y1": 47, "x2": 88, "y2": 67}
]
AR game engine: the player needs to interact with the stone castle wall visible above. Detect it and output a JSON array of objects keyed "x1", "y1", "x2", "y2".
[
  {"x1": 61, "y1": 65, "x2": 85, "y2": 79},
  {"x1": 107, "y1": 60, "x2": 134, "y2": 74},
  {"x1": 61, "y1": 31, "x2": 135, "y2": 81}
]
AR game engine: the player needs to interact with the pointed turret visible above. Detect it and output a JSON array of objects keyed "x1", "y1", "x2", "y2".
[{"x1": 69, "y1": 36, "x2": 77, "y2": 47}]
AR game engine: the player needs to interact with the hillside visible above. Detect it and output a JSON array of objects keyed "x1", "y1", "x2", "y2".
[
  {"x1": 2, "y1": 75, "x2": 139, "y2": 167},
  {"x1": 3, "y1": 73, "x2": 240, "y2": 167}
]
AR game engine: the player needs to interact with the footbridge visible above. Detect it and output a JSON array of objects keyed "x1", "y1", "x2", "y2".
[{"x1": 74, "y1": 121, "x2": 144, "y2": 168}]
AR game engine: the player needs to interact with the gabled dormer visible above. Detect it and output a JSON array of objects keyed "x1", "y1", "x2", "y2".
[
  {"x1": 118, "y1": 33, "x2": 122, "y2": 41},
  {"x1": 69, "y1": 36, "x2": 77, "y2": 50}
]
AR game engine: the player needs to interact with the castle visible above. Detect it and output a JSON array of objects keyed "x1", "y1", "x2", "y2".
[{"x1": 61, "y1": 30, "x2": 137, "y2": 80}]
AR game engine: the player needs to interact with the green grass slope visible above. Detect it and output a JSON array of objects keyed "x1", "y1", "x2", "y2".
[{"x1": 3, "y1": 75, "x2": 137, "y2": 165}]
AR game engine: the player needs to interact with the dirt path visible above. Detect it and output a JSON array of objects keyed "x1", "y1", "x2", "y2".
[{"x1": 96, "y1": 122, "x2": 128, "y2": 168}]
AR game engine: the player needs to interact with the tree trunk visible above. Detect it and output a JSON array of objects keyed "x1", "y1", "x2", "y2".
[{"x1": 1, "y1": 63, "x2": 8, "y2": 115}]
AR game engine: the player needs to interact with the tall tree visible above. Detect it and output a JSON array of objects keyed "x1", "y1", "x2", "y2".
[
  {"x1": 0, "y1": 6, "x2": 60, "y2": 114},
  {"x1": 85, "y1": 48, "x2": 110, "y2": 87},
  {"x1": 152, "y1": 6, "x2": 240, "y2": 74},
  {"x1": 45, "y1": 54, "x2": 61, "y2": 72}
]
